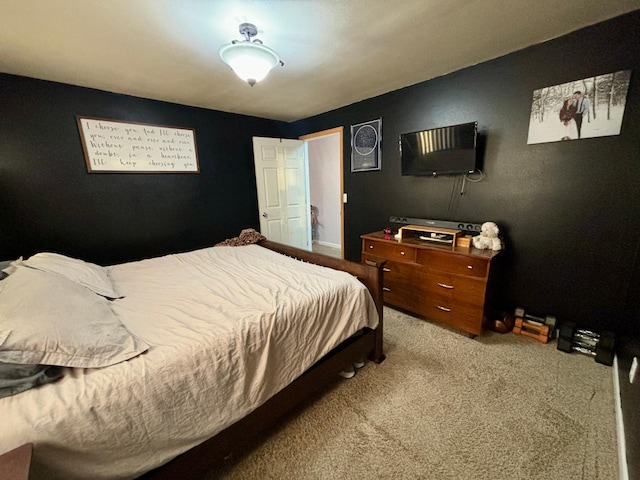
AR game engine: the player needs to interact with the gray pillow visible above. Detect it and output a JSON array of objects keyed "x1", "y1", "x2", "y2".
[
  {"x1": 0, "y1": 266, "x2": 148, "y2": 368},
  {"x1": 0, "y1": 257, "x2": 22, "y2": 280},
  {"x1": 0, "y1": 264, "x2": 8, "y2": 281},
  {"x1": 21, "y1": 252, "x2": 121, "y2": 299},
  {"x1": 0, "y1": 362, "x2": 63, "y2": 399}
]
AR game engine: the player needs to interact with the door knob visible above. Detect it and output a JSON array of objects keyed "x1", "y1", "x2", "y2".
[{"x1": 262, "y1": 212, "x2": 268, "y2": 218}]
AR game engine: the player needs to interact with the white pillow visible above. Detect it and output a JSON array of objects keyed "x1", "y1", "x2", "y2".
[
  {"x1": 0, "y1": 266, "x2": 148, "y2": 368},
  {"x1": 22, "y1": 252, "x2": 121, "y2": 299}
]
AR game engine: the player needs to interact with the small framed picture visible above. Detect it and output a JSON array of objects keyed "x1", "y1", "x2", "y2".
[{"x1": 351, "y1": 118, "x2": 381, "y2": 172}]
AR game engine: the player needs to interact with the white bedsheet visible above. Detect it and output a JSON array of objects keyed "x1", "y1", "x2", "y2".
[{"x1": 0, "y1": 245, "x2": 378, "y2": 479}]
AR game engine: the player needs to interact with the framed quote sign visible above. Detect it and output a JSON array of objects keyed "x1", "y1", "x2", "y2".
[{"x1": 77, "y1": 116, "x2": 199, "y2": 173}]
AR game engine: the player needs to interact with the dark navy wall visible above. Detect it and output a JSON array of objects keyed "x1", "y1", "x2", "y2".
[
  {"x1": 290, "y1": 14, "x2": 640, "y2": 473},
  {"x1": 290, "y1": 11, "x2": 640, "y2": 339},
  {"x1": 0, "y1": 74, "x2": 288, "y2": 265}
]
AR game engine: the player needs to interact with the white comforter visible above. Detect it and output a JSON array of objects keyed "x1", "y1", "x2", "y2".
[{"x1": 0, "y1": 245, "x2": 378, "y2": 479}]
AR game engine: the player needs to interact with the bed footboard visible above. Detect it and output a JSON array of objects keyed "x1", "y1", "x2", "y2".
[{"x1": 258, "y1": 239, "x2": 386, "y2": 362}]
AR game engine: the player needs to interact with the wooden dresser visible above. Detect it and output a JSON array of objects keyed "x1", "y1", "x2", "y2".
[{"x1": 361, "y1": 230, "x2": 501, "y2": 337}]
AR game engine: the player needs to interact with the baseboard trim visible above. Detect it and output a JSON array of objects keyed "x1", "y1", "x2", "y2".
[
  {"x1": 613, "y1": 355, "x2": 629, "y2": 480},
  {"x1": 312, "y1": 240, "x2": 341, "y2": 249}
]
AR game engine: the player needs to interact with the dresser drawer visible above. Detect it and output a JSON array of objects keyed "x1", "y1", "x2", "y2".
[
  {"x1": 362, "y1": 255, "x2": 415, "y2": 290},
  {"x1": 416, "y1": 249, "x2": 488, "y2": 277},
  {"x1": 414, "y1": 269, "x2": 487, "y2": 305},
  {"x1": 416, "y1": 294, "x2": 485, "y2": 335},
  {"x1": 362, "y1": 254, "x2": 420, "y2": 308},
  {"x1": 385, "y1": 266, "x2": 427, "y2": 310},
  {"x1": 383, "y1": 286, "x2": 421, "y2": 311},
  {"x1": 380, "y1": 259, "x2": 415, "y2": 285},
  {"x1": 383, "y1": 279, "x2": 428, "y2": 313},
  {"x1": 363, "y1": 240, "x2": 416, "y2": 263}
]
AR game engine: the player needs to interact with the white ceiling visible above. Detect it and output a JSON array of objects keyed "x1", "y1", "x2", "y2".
[{"x1": 2, "y1": 0, "x2": 640, "y2": 122}]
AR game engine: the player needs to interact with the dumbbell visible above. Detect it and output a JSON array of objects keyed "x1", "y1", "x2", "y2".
[
  {"x1": 595, "y1": 331, "x2": 615, "y2": 366},
  {"x1": 556, "y1": 321, "x2": 615, "y2": 366},
  {"x1": 514, "y1": 307, "x2": 558, "y2": 339},
  {"x1": 557, "y1": 321, "x2": 576, "y2": 352}
]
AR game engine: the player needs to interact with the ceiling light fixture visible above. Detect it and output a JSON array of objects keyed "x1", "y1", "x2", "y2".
[{"x1": 219, "y1": 23, "x2": 283, "y2": 87}]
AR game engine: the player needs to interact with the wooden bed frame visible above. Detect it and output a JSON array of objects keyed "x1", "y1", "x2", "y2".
[{"x1": 140, "y1": 240, "x2": 386, "y2": 479}]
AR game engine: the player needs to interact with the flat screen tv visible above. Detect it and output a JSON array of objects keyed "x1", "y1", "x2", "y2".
[{"x1": 400, "y1": 122, "x2": 477, "y2": 176}]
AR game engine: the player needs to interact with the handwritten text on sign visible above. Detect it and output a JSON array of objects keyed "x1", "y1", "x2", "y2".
[{"x1": 77, "y1": 117, "x2": 199, "y2": 173}]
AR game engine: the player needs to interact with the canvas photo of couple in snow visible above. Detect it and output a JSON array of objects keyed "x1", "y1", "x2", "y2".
[{"x1": 527, "y1": 70, "x2": 631, "y2": 144}]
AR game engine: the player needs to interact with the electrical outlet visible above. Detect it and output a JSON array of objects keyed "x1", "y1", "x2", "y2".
[{"x1": 630, "y1": 357, "x2": 638, "y2": 384}]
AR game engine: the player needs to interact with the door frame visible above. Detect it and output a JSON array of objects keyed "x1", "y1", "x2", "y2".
[{"x1": 299, "y1": 127, "x2": 344, "y2": 258}]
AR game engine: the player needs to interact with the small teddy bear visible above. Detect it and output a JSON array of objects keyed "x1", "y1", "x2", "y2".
[{"x1": 472, "y1": 221, "x2": 502, "y2": 251}]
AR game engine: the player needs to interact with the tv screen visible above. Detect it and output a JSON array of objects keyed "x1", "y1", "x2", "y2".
[{"x1": 400, "y1": 122, "x2": 477, "y2": 176}]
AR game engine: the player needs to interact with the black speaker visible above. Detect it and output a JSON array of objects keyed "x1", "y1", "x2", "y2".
[{"x1": 389, "y1": 216, "x2": 483, "y2": 234}]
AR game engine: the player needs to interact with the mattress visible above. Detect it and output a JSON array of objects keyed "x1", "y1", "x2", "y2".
[{"x1": 0, "y1": 244, "x2": 378, "y2": 479}]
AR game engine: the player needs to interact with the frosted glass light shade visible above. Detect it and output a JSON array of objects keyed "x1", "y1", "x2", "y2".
[{"x1": 219, "y1": 42, "x2": 281, "y2": 86}]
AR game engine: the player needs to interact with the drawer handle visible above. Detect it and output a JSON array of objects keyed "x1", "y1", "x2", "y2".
[
  {"x1": 437, "y1": 305, "x2": 451, "y2": 312},
  {"x1": 369, "y1": 245, "x2": 374, "y2": 249},
  {"x1": 467, "y1": 265, "x2": 473, "y2": 269},
  {"x1": 383, "y1": 268, "x2": 391, "y2": 272},
  {"x1": 400, "y1": 251, "x2": 405, "y2": 256},
  {"x1": 437, "y1": 282, "x2": 454, "y2": 289},
  {"x1": 383, "y1": 287, "x2": 391, "y2": 292}
]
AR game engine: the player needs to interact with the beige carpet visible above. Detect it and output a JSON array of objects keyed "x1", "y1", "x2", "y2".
[{"x1": 209, "y1": 307, "x2": 618, "y2": 480}]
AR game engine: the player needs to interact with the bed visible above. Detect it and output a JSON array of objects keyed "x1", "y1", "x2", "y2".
[{"x1": 0, "y1": 239, "x2": 385, "y2": 479}]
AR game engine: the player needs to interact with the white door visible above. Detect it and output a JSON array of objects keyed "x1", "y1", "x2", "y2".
[{"x1": 252, "y1": 137, "x2": 311, "y2": 250}]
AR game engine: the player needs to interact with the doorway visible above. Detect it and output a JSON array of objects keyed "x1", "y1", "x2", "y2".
[{"x1": 300, "y1": 127, "x2": 344, "y2": 259}]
